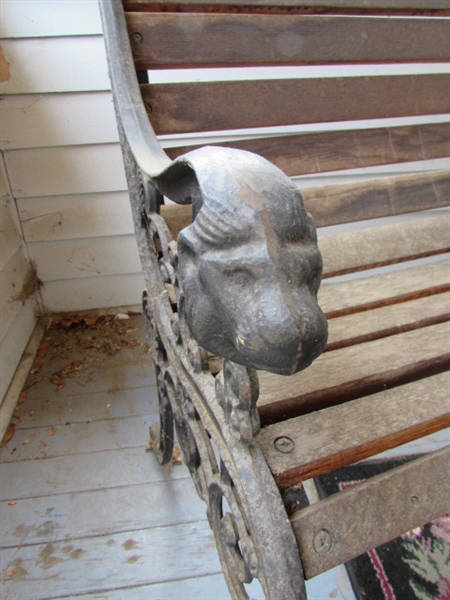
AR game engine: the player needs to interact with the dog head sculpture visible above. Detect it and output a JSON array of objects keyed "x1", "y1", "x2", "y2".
[{"x1": 157, "y1": 147, "x2": 328, "y2": 376}]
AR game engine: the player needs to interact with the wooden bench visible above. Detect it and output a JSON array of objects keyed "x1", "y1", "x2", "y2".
[{"x1": 100, "y1": 1, "x2": 450, "y2": 598}]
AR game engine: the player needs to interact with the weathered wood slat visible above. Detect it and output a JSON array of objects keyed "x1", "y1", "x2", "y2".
[
  {"x1": 290, "y1": 447, "x2": 450, "y2": 579},
  {"x1": 0, "y1": 520, "x2": 221, "y2": 599},
  {"x1": 308, "y1": 170, "x2": 450, "y2": 228},
  {"x1": 160, "y1": 170, "x2": 450, "y2": 237},
  {"x1": 141, "y1": 74, "x2": 450, "y2": 134},
  {"x1": 0, "y1": 478, "x2": 203, "y2": 548},
  {"x1": 257, "y1": 321, "x2": 450, "y2": 424},
  {"x1": 127, "y1": 13, "x2": 450, "y2": 68},
  {"x1": 320, "y1": 214, "x2": 450, "y2": 277},
  {"x1": 124, "y1": 0, "x2": 450, "y2": 11},
  {"x1": 257, "y1": 372, "x2": 450, "y2": 486},
  {"x1": 166, "y1": 122, "x2": 450, "y2": 177},
  {"x1": 0, "y1": 446, "x2": 185, "y2": 502},
  {"x1": 325, "y1": 291, "x2": 450, "y2": 351},
  {"x1": 319, "y1": 259, "x2": 450, "y2": 317},
  {"x1": 14, "y1": 387, "x2": 157, "y2": 430}
]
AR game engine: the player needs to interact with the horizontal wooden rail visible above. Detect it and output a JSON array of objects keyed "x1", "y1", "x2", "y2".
[
  {"x1": 160, "y1": 170, "x2": 450, "y2": 236},
  {"x1": 166, "y1": 123, "x2": 450, "y2": 177},
  {"x1": 257, "y1": 320, "x2": 450, "y2": 423},
  {"x1": 290, "y1": 446, "x2": 450, "y2": 579},
  {"x1": 318, "y1": 259, "x2": 450, "y2": 317},
  {"x1": 257, "y1": 371, "x2": 450, "y2": 486},
  {"x1": 320, "y1": 214, "x2": 450, "y2": 277},
  {"x1": 141, "y1": 75, "x2": 450, "y2": 134},
  {"x1": 127, "y1": 13, "x2": 450, "y2": 68}
]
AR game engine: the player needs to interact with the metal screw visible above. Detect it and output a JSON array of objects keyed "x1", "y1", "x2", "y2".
[
  {"x1": 131, "y1": 32, "x2": 143, "y2": 45},
  {"x1": 314, "y1": 529, "x2": 333, "y2": 554},
  {"x1": 274, "y1": 436, "x2": 295, "y2": 454}
]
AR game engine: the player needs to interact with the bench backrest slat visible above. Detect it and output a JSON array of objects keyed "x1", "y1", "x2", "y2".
[
  {"x1": 127, "y1": 13, "x2": 450, "y2": 68},
  {"x1": 166, "y1": 123, "x2": 450, "y2": 179},
  {"x1": 141, "y1": 74, "x2": 450, "y2": 135}
]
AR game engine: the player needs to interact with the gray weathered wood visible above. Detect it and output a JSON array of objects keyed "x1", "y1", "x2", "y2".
[
  {"x1": 258, "y1": 320, "x2": 450, "y2": 423},
  {"x1": 1, "y1": 478, "x2": 204, "y2": 548},
  {"x1": 0, "y1": 446, "x2": 186, "y2": 502},
  {"x1": 257, "y1": 371, "x2": 450, "y2": 485},
  {"x1": 320, "y1": 214, "x2": 450, "y2": 277},
  {"x1": 290, "y1": 447, "x2": 450, "y2": 579},
  {"x1": 319, "y1": 258, "x2": 450, "y2": 317},
  {"x1": 325, "y1": 291, "x2": 450, "y2": 350},
  {"x1": 0, "y1": 520, "x2": 221, "y2": 599}
]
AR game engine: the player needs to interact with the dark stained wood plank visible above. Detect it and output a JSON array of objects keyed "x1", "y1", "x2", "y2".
[
  {"x1": 166, "y1": 122, "x2": 450, "y2": 177},
  {"x1": 160, "y1": 170, "x2": 450, "y2": 236},
  {"x1": 291, "y1": 447, "x2": 450, "y2": 579},
  {"x1": 325, "y1": 291, "x2": 450, "y2": 351},
  {"x1": 320, "y1": 214, "x2": 450, "y2": 277},
  {"x1": 124, "y1": 0, "x2": 450, "y2": 11},
  {"x1": 257, "y1": 372, "x2": 450, "y2": 486},
  {"x1": 257, "y1": 321, "x2": 450, "y2": 424},
  {"x1": 318, "y1": 259, "x2": 450, "y2": 317},
  {"x1": 306, "y1": 170, "x2": 450, "y2": 228},
  {"x1": 143, "y1": 74, "x2": 450, "y2": 134},
  {"x1": 127, "y1": 13, "x2": 450, "y2": 69}
]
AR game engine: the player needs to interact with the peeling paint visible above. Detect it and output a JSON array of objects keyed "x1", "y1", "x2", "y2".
[{"x1": 0, "y1": 44, "x2": 11, "y2": 83}]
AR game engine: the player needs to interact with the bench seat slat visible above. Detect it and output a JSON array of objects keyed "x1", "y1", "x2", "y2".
[
  {"x1": 127, "y1": 13, "x2": 450, "y2": 69},
  {"x1": 167, "y1": 122, "x2": 450, "y2": 178},
  {"x1": 142, "y1": 74, "x2": 450, "y2": 134},
  {"x1": 257, "y1": 371, "x2": 450, "y2": 486},
  {"x1": 258, "y1": 320, "x2": 450, "y2": 424},
  {"x1": 319, "y1": 259, "x2": 450, "y2": 316},
  {"x1": 320, "y1": 214, "x2": 450, "y2": 277},
  {"x1": 326, "y1": 290, "x2": 450, "y2": 351},
  {"x1": 290, "y1": 447, "x2": 450, "y2": 579}
]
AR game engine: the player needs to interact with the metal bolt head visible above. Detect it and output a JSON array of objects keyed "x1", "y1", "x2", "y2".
[
  {"x1": 314, "y1": 529, "x2": 333, "y2": 554},
  {"x1": 131, "y1": 32, "x2": 143, "y2": 45},
  {"x1": 274, "y1": 436, "x2": 295, "y2": 453}
]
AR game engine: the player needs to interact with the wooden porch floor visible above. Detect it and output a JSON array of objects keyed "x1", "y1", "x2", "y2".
[{"x1": 0, "y1": 313, "x2": 374, "y2": 599}]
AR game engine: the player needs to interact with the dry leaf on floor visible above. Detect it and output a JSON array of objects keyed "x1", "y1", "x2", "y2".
[
  {"x1": 18, "y1": 391, "x2": 27, "y2": 404},
  {"x1": 22, "y1": 438, "x2": 31, "y2": 445},
  {"x1": 8, "y1": 501, "x2": 17, "y2": 506},
  {"x1": 50, "y1": 374, "x2": 65, "y2": 390},
  {"x1": 48, "y1": 427, "x2": 56, "y2": 437},
  {"x1": 1, "y1": 423, "x2": 15, "y2": 447}
]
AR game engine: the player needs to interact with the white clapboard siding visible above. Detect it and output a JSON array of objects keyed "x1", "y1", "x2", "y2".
[
  {"x1": 0, "y1": 299, "x2": 37, "y2": 401},
  {"x1": 1, "y1": 0, "x2": 102, "y2": 39},
  {"x1": 28, "y1": 235, "x2": 141, "y2": 282},
  {"x1": 0, "y1": 92, "x2": 119, "y2": 151},
  {"x1": 0, "y1": 201, "x2": 22, "y2": 270},
  {"x1": 41, "y1": 273, "x2": 146, "y2": 313},
  {"x1": 18, "y1": 191, "x2": 134, "y2": 243},
  {"x1": 0, "y1": 37, "x2": 110, "y2": 95},
  {"x1": 0, "y1": 163, "x2": 38, "y2": 404},
  {"x1": 0, "y1": 245, "x2": 34, "y2": 342},
  {"x1": 4, "y1": 144, "x2": 127, "y2": 198}
]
